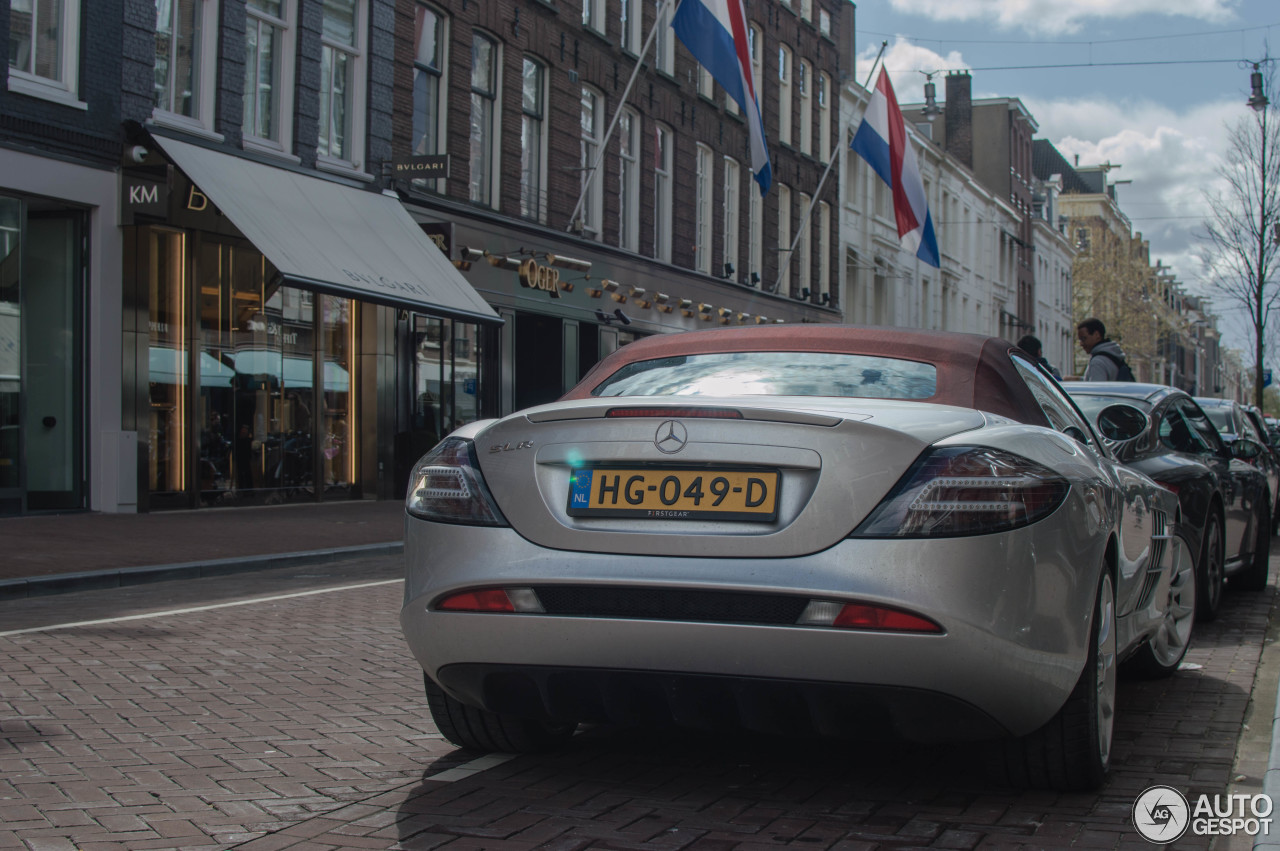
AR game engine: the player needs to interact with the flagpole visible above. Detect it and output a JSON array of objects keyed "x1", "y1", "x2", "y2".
[
  {"x1": 566, "y1": 0, "x2": 677, "y2": 234},
  {"x1": 770, "y1": 40, "x2": 888, "y2": 295}
]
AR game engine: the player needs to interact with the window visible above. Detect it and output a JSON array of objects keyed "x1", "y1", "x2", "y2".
[
  {"x1": 798, "y1": 59, "x2": 812, "y2": 155},
  {"x1": 154, "y1": 0, "x2": 217, "y2": 125},
  {"x1": 619, "y1": 108, "x2": 640, "y2": 251},
  {"x1": 778, "y1": 45, "x2": 792, "y2": 146},
  {"x1": 654, "y1": 123, "x2": 673, "y2": 262},
  {"x1": 620, "y1": 0, "x2": 641, "y2": 54},
  {"x1": 319, "y1": 0, "x2": 366, "y2": 168},
  {"x1": 411, "y1": 4, "x2": 446, "y2": 189},
  {"x1": 818, "y1": 201, "x2": 830, "y2": 300},
  {"x1": 818, "y1": 72, "x2": 831, "y2": 162},
  {"x1": 723, "y1": 157, "x2": 740, "y2": 282},
  {"x1": 592, "y1": 352, "x2": 938, "y2": 400},
  {"x1": 655, "y1": 0, "x2": 674, "y2": 74},
  {"x1": 749, "y1": 24, "x2": 762, "y2": 80},
  {"x1": 698, "y1": 65, "x2": 713, "y2": 99},
  {"x1": 749, "y1": 171, "x2": 763, "y2": 282},
  {"x1": 798, "y1": 191, "x2": 811, "y2": 296},
  {"x1": 801, "y1": 0, "x2": 812, "y2": 21},
  {"x1": 695, "y1": 144, "x2": 713, "y2": 274},
  {"x1": 469, "y1": 32, "x2": 498, "y2": 207},
  {"x1": 582, "y1": 0, "x2": 604, "y2": 33},
  {"x1": 819, "y1": 8, "x2": 831, "y2": 37},
  {"x1": 245, "y1": 0, "x2": 295, "y2": 149},
  {"x1": 521, "y1": 57, "x2": 547, "y2": 222},
  {"x1": 580, "y1": 85, "x2": 604, "y2": 239},
  {"x1": 8, "y1": 0, "x2": 81, "y2": 104},
  {"x1": 777, "y1": 184, "x2": 792, "y2": 291}
]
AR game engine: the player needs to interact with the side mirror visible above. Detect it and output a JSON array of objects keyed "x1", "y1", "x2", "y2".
[
  {"x1": 1095, "y1": 403, "x2": 1148, "y2": 442},
  {"x1": 1232, "y1": 437, "x2": 1264, "y2": 460}
]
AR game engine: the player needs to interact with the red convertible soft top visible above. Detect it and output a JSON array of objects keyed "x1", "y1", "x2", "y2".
[{"x1": 563, "y1": 324, "x2": 1051, "y2": 427}]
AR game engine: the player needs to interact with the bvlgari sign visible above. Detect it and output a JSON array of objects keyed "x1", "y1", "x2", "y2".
[{"x1": 391, "y1": 154, "x2": 449, "y2": 178}]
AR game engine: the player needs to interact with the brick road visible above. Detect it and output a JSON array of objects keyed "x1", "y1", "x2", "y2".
[{"x1": 0, "y1": 554, "x2": 1275, "y2": 850}]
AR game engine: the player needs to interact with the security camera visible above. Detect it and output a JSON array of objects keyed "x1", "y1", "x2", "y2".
[{"x1": 129, "y1": 145, "x2": 150, "y2": 164}]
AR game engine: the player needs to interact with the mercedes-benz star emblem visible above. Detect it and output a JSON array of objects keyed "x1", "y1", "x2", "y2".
[{"x1": 654, "y1": 421, "x2": 688, "y2": 454}]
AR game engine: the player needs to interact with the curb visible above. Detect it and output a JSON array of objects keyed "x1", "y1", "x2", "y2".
[{"x1": 0, "y1": 542, "x2": 404, "y2": 601}]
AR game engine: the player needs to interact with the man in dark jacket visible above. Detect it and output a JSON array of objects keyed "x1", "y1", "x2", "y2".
[{"x1": 1077, "y1": 317, "x2": 1131, "y2": 381}]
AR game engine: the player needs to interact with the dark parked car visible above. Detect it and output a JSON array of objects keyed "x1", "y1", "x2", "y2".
[
  {"x1": 1068, "y1": 384, "x2": 1271, "y2": 619},
  {"x1": 1197, "y1": 397, "x2": 1280, "y2": 529}
]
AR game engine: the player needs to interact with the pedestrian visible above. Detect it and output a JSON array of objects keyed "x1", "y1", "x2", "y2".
[
  {"x1": 1076, "y1": 318, "x2": 1135, "y2": 381},
  {"x1": 1016, "y1": 334, "x2": 1062, "y2": 380}
]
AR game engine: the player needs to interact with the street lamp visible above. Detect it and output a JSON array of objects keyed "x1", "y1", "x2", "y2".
[
  {"x1": 921, "y1": 72, "x2": 941, "y2": 121},
  {"x1": 1249, "y1": 63, "x2": 1269, "y2": 112}
]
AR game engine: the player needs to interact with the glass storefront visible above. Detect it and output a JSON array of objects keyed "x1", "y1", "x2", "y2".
[
  {"x1": 144, "y1": 228, "x2": 357, "y2": 508},
  {"x1": 0, "y1": 193, "x2": 85, "y2": 515}
]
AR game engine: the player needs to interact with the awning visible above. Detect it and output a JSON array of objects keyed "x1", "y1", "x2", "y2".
[{"x1": 151, "y1": 136, "x2": 500, "y2": 325}]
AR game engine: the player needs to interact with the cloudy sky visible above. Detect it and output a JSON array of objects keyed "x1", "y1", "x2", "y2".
[{"x1": 852, "y1": 0, "x2": 1278, "y2": 358}]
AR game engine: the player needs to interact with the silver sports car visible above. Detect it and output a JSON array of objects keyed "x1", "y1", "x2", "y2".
[{"x1": 400, "y1": 326, "x2": 1192, "y2": 791}]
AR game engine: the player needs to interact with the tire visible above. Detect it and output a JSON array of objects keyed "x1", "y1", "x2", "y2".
[
  {"x1": 1124, "y1": 534, "x2": 1196, "y2": 678},
  {"x1": 1234, "y1": 501, "x2": 1272, "y2": 592},
  {"x1": 998, "y1": 571, "x2": 1116, "y2": 791},
  {"x1": 424, "y1": 675, "x2": 576, "y2": 753},
  {"x1": 1194, "y1": 512, "x2": 1225, "y2": 621}
]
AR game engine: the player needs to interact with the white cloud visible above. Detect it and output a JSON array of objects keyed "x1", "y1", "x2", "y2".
[{"x1": 886, "y1": 0, "x2": 1237, "y2": 35}]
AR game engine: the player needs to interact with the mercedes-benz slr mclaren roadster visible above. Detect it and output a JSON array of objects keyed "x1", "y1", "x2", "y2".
[{"x1": 400, "y1": 326, "x2": 1193, "y2": 791}]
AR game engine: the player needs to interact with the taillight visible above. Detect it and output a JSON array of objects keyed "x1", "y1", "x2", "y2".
[
  {"x1": 406, "y1": 438, "x2": 508, "y2": 526},
  {"x1": 798, "y1": 600, "x2": 943, "y2": 633},
  {"x1": 850, "y1": 446, "x2": 1070, "y2": 538},
  {"x1": 435, "y1": 587, "x2": 544, "y2": 612}
]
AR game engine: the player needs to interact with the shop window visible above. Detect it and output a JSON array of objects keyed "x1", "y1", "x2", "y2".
[
  {"x1": 244, "y1": 0, "x2": 297, "y2": 153},
  {"x1": 8, "y1": 0, "x2": 82, "y2": 106},
  {"x1": 411, "y1": 4, "x2": 446, "y2": 192},
  {"x1": 520, "y1": 56, "x2": 547, "y2": 222},
  {"x1": 319, "y1": 0, "x2": 367, "y2": 171},
  {"x1": 413, "y1": 315, "x2": 482, "y2": 441}
]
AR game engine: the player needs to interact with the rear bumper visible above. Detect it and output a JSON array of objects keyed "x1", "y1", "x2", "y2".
[{"x1": 400, "y1": 511, "x2": 1107, "y2": 739}]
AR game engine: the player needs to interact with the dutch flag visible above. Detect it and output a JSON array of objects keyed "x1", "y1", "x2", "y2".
[
  {"x1": 671, "y1": 0, "x2": 771, "y2": 196},
  {"x1": 851, "y1": 69, "x2": 941, "y2": 268}
]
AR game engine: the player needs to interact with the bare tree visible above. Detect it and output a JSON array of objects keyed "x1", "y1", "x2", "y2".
[{"x1": 1201, "y1": 60, "x2": 1280, "y2": 408}]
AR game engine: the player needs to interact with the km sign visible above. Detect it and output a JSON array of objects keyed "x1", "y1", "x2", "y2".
[{"x1": 120, "y1": 175, "x2": 169, "y2": 224}]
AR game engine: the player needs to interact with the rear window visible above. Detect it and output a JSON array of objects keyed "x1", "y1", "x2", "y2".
[
  {"x1": 1202, "y1": 406, "x2": 1233, "y2": 433},
  {"x1": 589, "y1": 352, "x2": 938, "y2": 399}
]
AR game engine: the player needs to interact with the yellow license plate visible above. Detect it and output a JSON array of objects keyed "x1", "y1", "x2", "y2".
[{"x1": 567, "y1": 468, "x2": 779, "y2": 521}]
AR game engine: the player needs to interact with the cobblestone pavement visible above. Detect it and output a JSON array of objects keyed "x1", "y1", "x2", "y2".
[{"x1": 0, "y1": 554, "x2": 1275, "y2": 851}]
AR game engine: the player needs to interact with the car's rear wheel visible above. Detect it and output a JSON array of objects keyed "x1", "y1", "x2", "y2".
[
  {"x1": 424, "y1": 675, "x2": 577, "y2": 753},
  {"x1": 1194, "y1": 511, "x2": 1224, "y2": 621},
  {"x1": 1233, "y1": 501, "x2": 1272, "y2": 592},
  {"x1": 998, "y1": 571, "x2": 1115, "y2": 791},
  {"x1": 1124, "y1": 534, "x2": 1195, "y2": 678}
]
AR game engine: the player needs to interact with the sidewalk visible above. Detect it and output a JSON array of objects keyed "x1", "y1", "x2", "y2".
[{"x1": 0, "y1": 499, "x2": 405, "y2": 598}]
